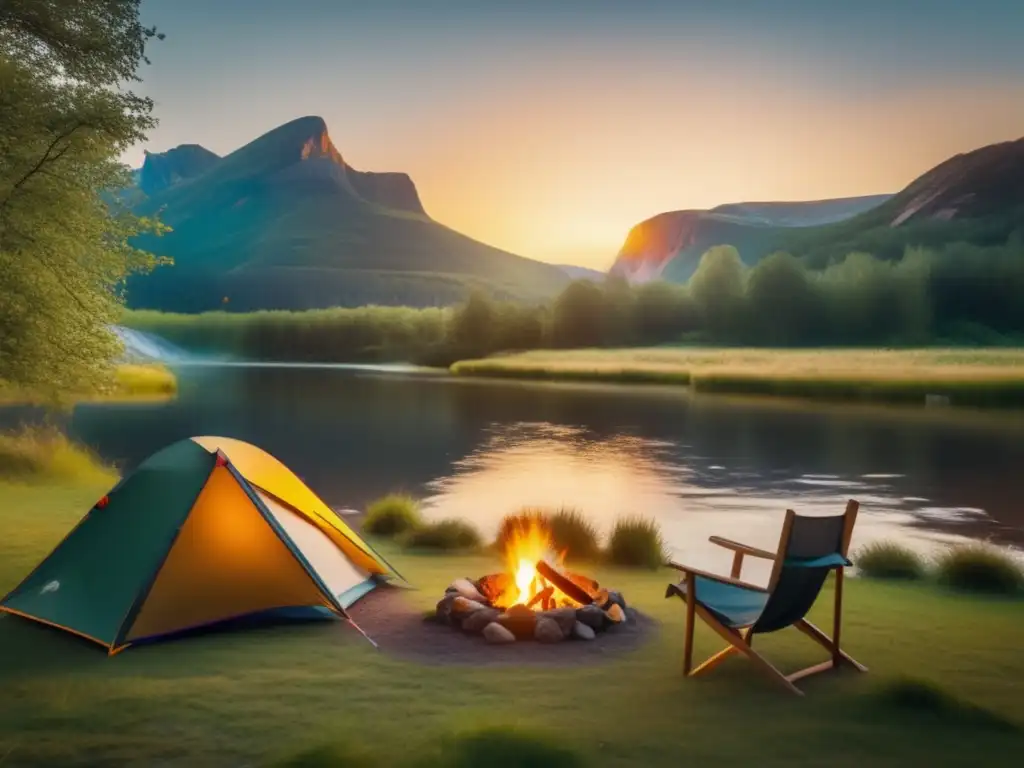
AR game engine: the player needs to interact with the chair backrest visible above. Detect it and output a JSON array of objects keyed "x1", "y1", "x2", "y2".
[{"x1": 752, "y1": 499, "x2": 858, "y2": 634}]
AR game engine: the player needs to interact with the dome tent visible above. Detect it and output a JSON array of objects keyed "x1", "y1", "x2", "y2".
[{"x1": 0, "y1": 436, "x2": 403, "y2": 654}]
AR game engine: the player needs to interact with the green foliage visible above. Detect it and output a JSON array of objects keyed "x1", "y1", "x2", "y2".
[
  {"x1": 688, "y1": 246, "x2": 747, "y2": 340},
  {"x1": 268, "y1": 742, "x2": 377, "y2": 767},
  {"x1": 548, "y1": 507, "x2": 601, "y2": 562},
  {"x1": 0, "y1": 1, "x2": 165, "y2": 395},
  {"x1": 363, "y1": 494, "x2": 422, "y2": 538},
  {"x1": 934, "y1": 542, "x2": 1024, "y2": 595},
  {"x1": 854, "y1": 541, "x2": 927, "y2": 581},
  {"x1": 428, "y1": 726, "x2": 585, "y2": 768},
  {"x1": 607, "y1": 516, "x2": 666, "y2": 569},
  {"x1": 0, "y1": 425, "x2": 117, "y2": 485},
  {"x1": 112, "y1": 364, "x2": 177, "y2": 398},
  {"x1": 872, "y1": 676, "x2": 1019, "y2": 732},
  {"x1": 493, "y1": 507, "x2": 601, "y2": 562},
  {"x1": 402, "y1": 519, "x2": 482, "y2": 552},
  {"x1": 123, "y1": 234, "x2": 1024, "y2": 371}
]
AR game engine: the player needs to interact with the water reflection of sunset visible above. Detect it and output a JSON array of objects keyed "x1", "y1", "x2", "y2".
[{"x1": 421, "y1": 422, "x2": 1021, "y2": 582}]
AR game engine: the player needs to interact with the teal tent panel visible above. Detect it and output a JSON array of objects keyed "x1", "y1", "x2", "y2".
[{"x1": 1, "y1": 439, "x2": 216, "y2": 645}]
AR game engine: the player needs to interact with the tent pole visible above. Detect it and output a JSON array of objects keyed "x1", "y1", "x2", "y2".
[{"x1": 346, "y1": 616, "x2": 379, "y2": 649}]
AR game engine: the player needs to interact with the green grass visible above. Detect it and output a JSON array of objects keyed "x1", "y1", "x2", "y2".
[
  {"x1": 402, "y1": 519, "x2": 483, "y2": 552},
  {"x1": 934, "y1": 542, "x2": 1024, "y2": 595},
  {"x1": 606, "y1": 516, "x2": 666, "y2": 570},
  {"x1": 450, "y1": 347, "x2": 1024, "y2": 408},
  {"x1": 0, "y1": 427, "x2": 117, "y2": 486},
  {"x1": 0, "y1": 364, "x2": 177, "y2": 406},
  {"x1": 363, "y1": 494, "x2": 423, "y2": 538},
  {"x1": 854, "y1": 541, "x2": 927, "y2": 581},
  {"x1": 2, "y1": 484, "x2": 1024, "y2": 767}
]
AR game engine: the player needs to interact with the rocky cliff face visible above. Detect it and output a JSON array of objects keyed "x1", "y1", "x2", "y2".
[
  {"x1": 609, "y1": 195, "x2": 892, "y2": 283},
  {"x1": 138, "y1": 144, "x2": 221, "y2": 196}
]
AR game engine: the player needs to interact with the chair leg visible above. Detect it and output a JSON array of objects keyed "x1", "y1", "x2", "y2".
[
  {"x1": 693, "y1": 604, "x2": 804, "y2": 696},
  {"x1": 794, "y1": 620, "x2": 868, "y2": 673},
  {"x1": 690, "y1": 627, "x2": 752, "y2": 676},
  {"x1": 682, "y1": 572, "x2": 695, "y2": 675}
]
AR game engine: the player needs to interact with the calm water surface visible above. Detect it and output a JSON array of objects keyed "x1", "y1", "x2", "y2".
[{"x1": 12, "y1": 364, "x2": 1024, "y2": 580}]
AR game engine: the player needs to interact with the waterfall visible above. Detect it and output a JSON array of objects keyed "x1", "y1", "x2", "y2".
[{"x1": 110, "y1": 325, "x2": 193, "y2": 363}]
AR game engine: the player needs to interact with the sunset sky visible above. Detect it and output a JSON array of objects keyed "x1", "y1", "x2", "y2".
[{"x1": 132, "y1": 0, "x2": 1024, "y2": 269}]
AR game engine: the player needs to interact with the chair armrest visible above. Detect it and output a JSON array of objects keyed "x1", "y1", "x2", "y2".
[
  {"x1": 708, "y1": 536, "x2": 776, "y2": 560},
  {"x1": 667, "y1": 561, "x2": 768, "y2": 593}
]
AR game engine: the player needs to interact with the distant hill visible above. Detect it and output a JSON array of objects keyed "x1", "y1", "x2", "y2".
[
  {"x1": 784, "y1": 136, "x2": 1024, "y2": 266},
  {"x1": 610, "y1": 195, "x2": 891, "y2": 283},
  {"x1": 556, "y1": 264, "x2": 606, "y2": 281},
  {"x1": 612, "y1": 135, "x2": 1024, "y2": 284},
  {"x1": 138, "y1": 144, "x2": 221, "y2": 196},
  {"x1": 127, "y1": 116, "x2": 569, "y2": 311}
]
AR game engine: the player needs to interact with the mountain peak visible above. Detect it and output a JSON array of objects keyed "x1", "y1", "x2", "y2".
[{"x1": 139, "y1": 143, "x2": 221, "y2": 196}]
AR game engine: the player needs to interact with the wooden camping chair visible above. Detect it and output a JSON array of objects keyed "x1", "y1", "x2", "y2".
[{"x1": 665, "y1": 499, "x2": 866, "y2": 696}]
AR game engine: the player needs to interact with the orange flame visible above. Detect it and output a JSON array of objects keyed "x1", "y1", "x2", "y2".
[{"x1": 493, "y1": 517, "x2": 574, "y2": 610}]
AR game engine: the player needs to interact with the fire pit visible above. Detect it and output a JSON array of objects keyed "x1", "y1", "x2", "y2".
[{"x1": 434, "y1": 517, "x2": 629, "y2": 644}]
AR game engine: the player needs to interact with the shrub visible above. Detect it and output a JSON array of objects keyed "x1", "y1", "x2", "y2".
[
  {"x1": 268, "y1": 742, "x2": 378, "y2": 767},
  {"x1": 403, "y1": 519, "x2": 482, "y2": 552},
  {"x1": 493, "y1": 509, "x2": 549, "y2": 552},
  {"x1": 494, "y1": 507, "x2": 601, "y2": 562},
  {"x1": 112, "y1": 364, "x2": 177, "y2": 398},
  {"x1": 432, "y1": 726, "x2": 585, "y2": 768},
  {"x1": 854, "y1": 540, "x2": 927, "y2": 580},
  {"x1": 934, "y1": 542, "x2": 1024, "y2": 595},
  {"x1": 0, "y1": 425, "x2": 117, "y2": 486},
  {"x1": 873, "y1": 676, "x2": 1018, "y2": 732},
  {"x1": 548, "y1": 506, "x2": 601, "y2": 562},
  {"x1": 363, "y1": 493, "x2": 422, "y2": 537},
  {"x1": 607, "y1": 515, "x2": 666, "y2": 569}
]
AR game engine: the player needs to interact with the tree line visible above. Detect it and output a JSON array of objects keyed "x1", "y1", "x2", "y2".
[{"x1": 126, "y1": 235, "x2": 1024, "y2": 366}]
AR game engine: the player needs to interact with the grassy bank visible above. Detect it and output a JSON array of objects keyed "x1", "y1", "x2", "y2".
[
  {"x1": 1, "y1": 484, "x2": 1023, "y2": 766},
  {"x1": 451, "y1": 348, "x2": 1024, "y2": 408},
  {"x1": 0, "y1": 364, "x2": 177, "y2": 406}
]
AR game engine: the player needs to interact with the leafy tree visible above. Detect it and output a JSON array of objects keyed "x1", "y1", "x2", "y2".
[
  {"x1": 745, "y1": 251, "x2": 822, "y2": 345},
  {"x1": 688, "y1": 245, "x2": 747, "y2": 340},
  {"x1": 551, "y1": 280, "x2": 611, "y2": 348},
  {"x1": 0, "y1": 0, "x2": 164, "y2": 395},
  {"x1": 633, "y1": 280, "x2": 698, "y2": 343}
]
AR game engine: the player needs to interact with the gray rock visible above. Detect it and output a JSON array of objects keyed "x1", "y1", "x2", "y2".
[
  {"x1": 576, "y1": 604, "x2": 606, "y2": 631},
  {"x1": 535, "y1": 616, "x2": 564, "y2": 643},
  {"x1": 461, "y1": 608, "x2": 501, "y2": 634},
  {"x1": 449, "y1": 578, "x2": 488, "y2": 603},
  {"x1": 451, "y1": 596, "x2": 489, "y2": 618},
  {"x1": 498, "y1": 604, "x2": 538, "y2": 640},
  {"x1": 602, "y1": 590, "x2": 627, "y2": 612},
  {"x1": 572, "y1": 621, "x2": 596, "y2": 641},
  {"x1": 483, "y1": 622, "x2": 516, "y2": 644},
  {"x1": 538, "y1": 607, "x2": 577, "y2": 638},
  {"x1": 435, "y1": 594, "x2": 457, "y2": 624}
]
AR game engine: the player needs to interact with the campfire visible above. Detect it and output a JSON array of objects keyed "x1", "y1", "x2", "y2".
[{"x1": 434, "y1": 517, "x2": 629, "y2": 644}]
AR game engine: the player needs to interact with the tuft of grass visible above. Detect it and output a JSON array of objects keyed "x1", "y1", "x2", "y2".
[
  {"x1": 402, "y1": 519, "x2": 482, "y2": 552},
  {"x1": 548, "y1": 506, "x2": 601, "y2": 562},
  {"x1": 268, "y1": 742, "x2": 378, "y2": 767},
  {"x1": 934, "y1": 542, "x2": 1024, "y2": 595},
  {"x1": 428, "y1": 726, "x2": 586, "y2": 768},
  {"x1": 0, "y1": 426, "x2": 117, "y2": 486},
  {"x1": 873, "y1": 676, "x2": 1019, "y2": 733},
  {"x1": 607, "y1": 515, "x2": 666, "y2": 570},
  {"x1": 451, "y1": 347, "x2": 1024, "y2": 408},
  {"x1": 854, "y1": 540, "x2": 927, "y2": 581},
  {"x1": 363, "y1": 493, "x2": 423, "y2": 538},
  {"x1": 494, "y1": 507, "x2": 601, "y2": 563},
  {"x1": 111, "y1": 364, "x2": 177, "y2": 399},
  {"x1": 493, "y1": 509, "x2": 550, "y2": 553}
]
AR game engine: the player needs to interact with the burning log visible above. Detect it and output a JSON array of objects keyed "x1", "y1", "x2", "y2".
[
  {"x1": 536, "y1": 559, "x2": 594, "y2": 606},
  {"x1": 525, "y1": 586, "x2": 553, "y2": 610}
]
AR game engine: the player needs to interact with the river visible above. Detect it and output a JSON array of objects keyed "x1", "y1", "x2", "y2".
[{"x1": 12, "y1": 361, "x2": 1018, "y2": 578}]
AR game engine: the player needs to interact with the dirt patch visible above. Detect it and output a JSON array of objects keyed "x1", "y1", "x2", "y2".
[{"x1": 347, "y1": 586, "x2": 659, "y2": 666}]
